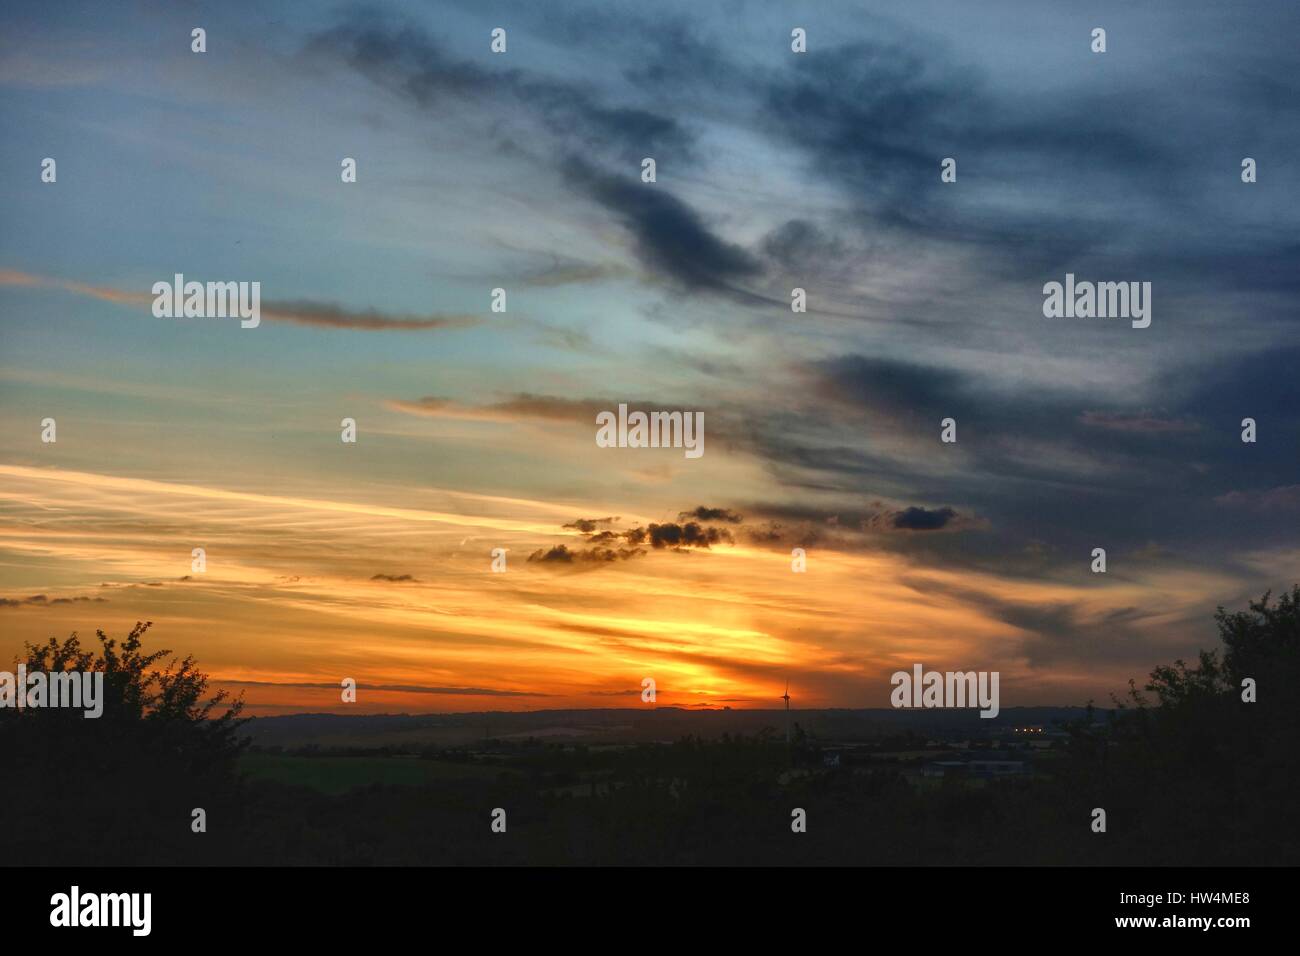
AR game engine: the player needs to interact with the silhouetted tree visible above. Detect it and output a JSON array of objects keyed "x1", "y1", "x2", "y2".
[
  {"x1": 1, "y1": 622, "x2": 248, "y2": 864},
  {"x1": 1062, "y1": 586, "x2": 1300, "y2": 864}
]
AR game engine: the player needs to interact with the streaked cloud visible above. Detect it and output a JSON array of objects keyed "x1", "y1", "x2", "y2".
[{"x1": 1, "y1": 269, "x2": 480, "y2": 331}]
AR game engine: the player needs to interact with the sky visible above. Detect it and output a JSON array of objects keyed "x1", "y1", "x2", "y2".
[{"x1": 1, "y1": 0, "x2": 1297, "y2": 715}]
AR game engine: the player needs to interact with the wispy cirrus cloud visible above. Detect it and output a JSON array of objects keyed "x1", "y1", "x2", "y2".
[
  {"x1": 386, "y1": 394, "x2": 603, "y2": 423},
  {"x1": 0, "y1": 270, "x2": 479, "y2": 331},
  {"x1": 1078, "y1": 411, "x2": 1200, "y2": 434},
  {"x1": 1216, "y1": 486, "x2": 1300, "y2": 511}
]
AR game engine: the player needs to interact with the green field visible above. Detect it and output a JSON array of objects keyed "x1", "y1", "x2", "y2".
[{"x1": 239, "y1": 753, "x2": 515, "y2": 795}]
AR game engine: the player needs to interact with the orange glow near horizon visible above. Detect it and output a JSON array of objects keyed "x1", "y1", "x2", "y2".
[{"x1": 0, "y1": 459, "x2": 1249, "y2": 716}]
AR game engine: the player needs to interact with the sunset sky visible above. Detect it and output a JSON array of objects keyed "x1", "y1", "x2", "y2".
[{"x1": 2, "y1": 0, "x2": 1298, "y2": 715}]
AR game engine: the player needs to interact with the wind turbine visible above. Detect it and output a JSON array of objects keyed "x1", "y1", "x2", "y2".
[{"x1": 782, "y1": 679, "x2": 791, "y2": 745}]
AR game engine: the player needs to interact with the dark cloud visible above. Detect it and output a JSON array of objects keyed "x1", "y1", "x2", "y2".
[
  {"x1": 890, "y1": 506, "x2": 958, "y2": 531},
  {"x1": 307, "y1": 15, "x2": 777, "y2": 300},
  {"x1": 625, "y1": 522, "x2": 733, "y2": 550},
  {"x1": 678, "y1": 506, "x2": 743, "y2": 524},
  {"x1": 811, "y1": 354, "x2": 973, "y2": 425},
  {"x1": 563, "y1": 517, "x2": 620, "y2": 533},
  {"x1": 533, "y1": 510, "x2": 740, "y2": 566},
  {"x1": 308, "y1": 18, "x2": 691, "y2": 165},
  {"x1": 312, "y1": 2, "x2": 1300, "y2": 315},
  {"x1": 754, "y1": 33, "x2": 1214, "y2": 287},
  {"x1": 726, "y1": 501, "x2": 977, "y2": 549},
  {"x1": 312, "y1": 3, "x2": 1300, "y2": 588},
  {"x1": 1, "y1": 594, "x2": 108, "y2": 608},
  {"x1": 371, "y1": 573, "x2": 417, "y2": 582},
  {"x1": 528, "y1": 546, "x2": 579, "y2": 564},
  {"x1": 745, "y1": 343, "x2": 1299, "y2": 571},
  {"x1": 561, "y1": 157, "x2": 763, "y2": 295},
  {"x1": 527, "y1": 544, "x2": 644, "y2": 565}
]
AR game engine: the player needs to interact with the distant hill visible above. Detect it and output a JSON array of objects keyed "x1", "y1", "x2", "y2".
[{"x1": 241, "y1": 706, "x2": 1100, "y2": 750}]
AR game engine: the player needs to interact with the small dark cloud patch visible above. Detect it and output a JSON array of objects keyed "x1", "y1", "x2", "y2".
[
  {"x1": 371, "y1": 573, "x2": 418, "y2": 583},
  {"x1": 564, "y1": 517, "x2": 620, "y2": 533},
  {"x1": 732, "y1": 501, "x2": 978, "y2": 548},
  {"x1": 533, "y1": 509, "x2": 739, "y2": 565},
  {"x1": 626, "y1": 522, "x2": 733, "y2": 550},
  {"x1": 530, "y1": 545, "x2": 578, "y2": 564},
  {"x1": 527, "y1": 544, "x2": 644, "y2": 565},
  {"x1": 678, "y1": 506, "x2": 743, "y2": 524},
  {"x1": 891, "y1": 506, "x2": 958, "y2": 531}
]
